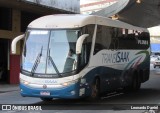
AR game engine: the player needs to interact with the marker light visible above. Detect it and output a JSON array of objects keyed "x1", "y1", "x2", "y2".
[
  {"x1": 61, "y1": 80, "x2": 78, "y2": 87},
  {"x1": 20, "y1": 79, "x2": 30, "y2": 85}
]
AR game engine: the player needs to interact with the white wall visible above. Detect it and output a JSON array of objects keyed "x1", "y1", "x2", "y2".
[{"x1": 23, "y1": 0, "x2": 80, "y2": 13}]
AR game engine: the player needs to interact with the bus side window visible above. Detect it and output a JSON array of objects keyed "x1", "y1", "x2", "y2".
[
  {"x1": 94, "y1": 25, "x2": 112, "y2": 55},
  {"x1": 94, "y1": 43, "x2": 103, "y2": 54},
  {"x1": 137, "y1": 32, "x2": 150, "y2": 49},
  {"x1": 117, "y1": 29, "x2": 150, "y2": 50},
  {"x1": 79, "y1": 24, "x2": 95, "y2": 69},
  {"x1": 108, "y1": 27, "x2": 118, "y2": 50}
]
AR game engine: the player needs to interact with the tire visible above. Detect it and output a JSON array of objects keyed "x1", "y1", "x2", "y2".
[
  {"x1": 132, "y1": 74, "x2": 141, "y2": 91},
  {"x1": 90, "y1": 78, "x2": 100, "y2": 100},
  {"x1": 154, "y1": 65, "x2": 156, "y2": 68},
  {"x1": 124, "y1": 72, "x2": 141, "y2": 92},
  {"x1": 40, "y1": 97, "x2": 53, "y2": 101}
]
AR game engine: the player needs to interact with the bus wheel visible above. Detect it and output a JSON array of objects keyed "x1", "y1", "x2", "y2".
[
  {"x1": 40, "y1": 97, "x2": 53, "y2": 101},
  {"x1": 131, "y1": 73, "x2": 141, "y2": 91},
  {"x1": 124, "y1": 73, "x2": 141, "y2": 92},
  {"x1": 90, "y1": 78, "x2": 100, "y2": 100},
  {"x1": 135, "y1": 75, "x2": 141, "y2": 90}
]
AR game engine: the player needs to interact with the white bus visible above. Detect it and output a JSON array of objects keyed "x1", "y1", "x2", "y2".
[{"x1": 12, "y1": 14, "x2": 150, "y2": 101}]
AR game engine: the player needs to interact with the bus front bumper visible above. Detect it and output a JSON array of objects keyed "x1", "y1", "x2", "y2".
[{"x1": 20, "y1": 83, "x2": 83, "y2": 99}]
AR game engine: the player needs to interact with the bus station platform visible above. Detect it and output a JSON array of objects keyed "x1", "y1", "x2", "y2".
[{"x1": 0, "y1": 84, "x2": 19, "y2": 93}]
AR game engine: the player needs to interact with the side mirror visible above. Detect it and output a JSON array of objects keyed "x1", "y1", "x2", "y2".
[
  {"x1": 11, "y1": 34, "x2": 24, "y2": 54},
  {"x1": 76, "y1": 34, "x2": 89, "y2": 54}
]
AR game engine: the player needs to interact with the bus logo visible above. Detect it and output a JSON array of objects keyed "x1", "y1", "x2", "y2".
[{"x1": 43, "y1": 84, "x2": 47, "y2": 89}]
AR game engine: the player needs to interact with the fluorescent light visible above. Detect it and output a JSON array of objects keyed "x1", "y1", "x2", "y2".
[
  {"x1": 136, "y1": 0, "x2": 141, "y2": 4},
  {"x1": 111, "y1": 15, "x2": 118, "y2": 20}
]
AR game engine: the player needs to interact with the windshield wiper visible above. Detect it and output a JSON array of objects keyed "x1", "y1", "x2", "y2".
[
  {"x1": 48, "y1": 55, "x2": 62, "y2": 77},
  {"x1": 30, "y1": 46, "x2": 43, "y2": 76}
]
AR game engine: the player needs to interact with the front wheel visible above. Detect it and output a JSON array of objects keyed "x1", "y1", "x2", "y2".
[
  {"x1": 90, "y1": 78, "x2": 100, "y2": 100},
  {"x1": 154, "y1": 65, "x2": 156, "y2": 68}
]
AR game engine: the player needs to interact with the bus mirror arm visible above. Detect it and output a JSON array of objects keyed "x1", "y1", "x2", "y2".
[
  {"x1": 11, "y1": 34, "x2": 24, "y2": 54},
  {"x1": 76, "y1": 34, "x2": 89, "y2": 54}
]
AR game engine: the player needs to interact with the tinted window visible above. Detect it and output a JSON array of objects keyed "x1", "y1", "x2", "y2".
[
  {"x1": 118, "y1": 29, "x2": 150, "y2": 49},
  {"x1": 94, "y1": 25, "x2": 150, "y2": 52},
  {"x1": 94, "y1": 25, "x2": 112, "y2": 54},
  {"x1": 80, "y1": 25, "x2": 95, "y2": 68}
]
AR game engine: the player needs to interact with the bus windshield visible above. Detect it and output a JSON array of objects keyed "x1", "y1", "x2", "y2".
[{"x1": 22, "y1": 29, "x2": 79, "y2": 77}]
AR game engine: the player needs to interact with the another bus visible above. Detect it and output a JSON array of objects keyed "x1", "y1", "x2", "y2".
[{"x1": 11, "y1": 14, "x2": 150, "y2": 101}]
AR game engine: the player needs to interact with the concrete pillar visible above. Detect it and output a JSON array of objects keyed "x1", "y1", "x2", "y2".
[
  {"x1": 10, "y1": 9, "x2": 22, "y2": 84},
  {"x1": 12, "y1": 9, "x2": 21, "y2": 34}
]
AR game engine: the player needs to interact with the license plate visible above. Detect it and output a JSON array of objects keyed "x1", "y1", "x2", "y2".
[{"x1": 40, "y1": 91, "x2": 50, "y2": 96}]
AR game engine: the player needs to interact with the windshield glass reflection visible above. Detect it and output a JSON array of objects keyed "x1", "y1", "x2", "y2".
[{"x1": 22, "y1": 29, "x2": 79, "y2": 76}]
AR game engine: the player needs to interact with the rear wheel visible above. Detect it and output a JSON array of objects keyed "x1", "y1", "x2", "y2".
[
  {"x1": 90, "y1": 78, "x2": 100, "y2": 100},
  {"x1": 132, "y1": 74, "x2": 141, "y2": 91},
  {"x1": 40, "y1": 97, "x2": 53, "y2": 101},
  {"x1": 124, "y1": 72, "x2": 141, "y2": 92}
]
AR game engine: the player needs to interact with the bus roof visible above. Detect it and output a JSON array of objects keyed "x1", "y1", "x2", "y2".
[{"x1": 28, "y1": 14, "x2": 148, "y2": 32}]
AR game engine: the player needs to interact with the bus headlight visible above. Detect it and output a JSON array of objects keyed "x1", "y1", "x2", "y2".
[
  {"x1": 20, "y1": 79, "x2": 30, "y2": 85},
  {"x1": 61, "y1": 79, "x2": 78, "y2": 87}
]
